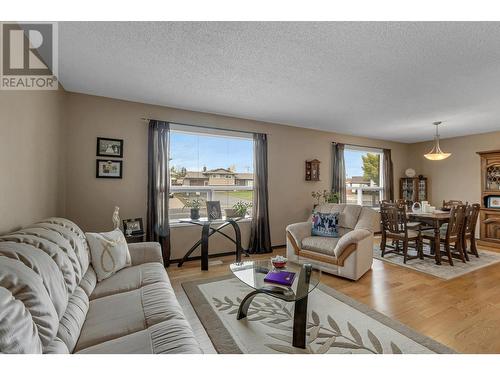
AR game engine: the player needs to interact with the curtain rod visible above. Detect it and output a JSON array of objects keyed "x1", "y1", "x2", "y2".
[
  {"x1": 140, "y1": 117, "x2": 264, "y2": 136},
  {"x1": 332, "y1": 141, "x2": 388, "y2": 151}
]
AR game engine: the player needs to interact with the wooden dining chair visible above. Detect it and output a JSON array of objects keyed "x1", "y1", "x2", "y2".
[
  {"x1": 463, "y1": 203, "x2": 480, "y2": 258},
  {"x1": 422, "y1": 205, "x2": 467, "y2": 266},
  {"x1": 380, "y1": 203, "x2": 423, "y2": 263}
]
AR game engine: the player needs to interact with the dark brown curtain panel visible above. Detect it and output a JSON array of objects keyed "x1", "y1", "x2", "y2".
[
  {"x1": 249, "y1": 133, "x2": 272, "y2": 254},
  {"x1": 146, "y1": 120, "x2": 171, "y2": 266},
  {"x1": 332, "y1": 143, "x2": 346, "y2": 203},
  {"x1": 383, "y1": 148, "x2": 394, "y2": 201}
]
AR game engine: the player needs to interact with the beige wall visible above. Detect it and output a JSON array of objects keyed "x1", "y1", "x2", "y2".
[
  {"x1": 409, "y1": 131, "x2": 500, "y2": 208},
  {"x1": 64, "y1": 93, "x2": 410, "y2": 259},
  {"x1": 6, "y1": 88, "x2": 494, "y2": 259},
  {"x1": 0, "y1": 89, "x2": 66, "y2": 233}
]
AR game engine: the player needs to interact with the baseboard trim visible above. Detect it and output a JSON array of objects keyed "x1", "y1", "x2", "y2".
[
  {"x1": 272, "y1": 244, "x2": 285, "y2": 249},
  {"x1": 170, "y1": 251, "x2": 237, "y2": 264}
]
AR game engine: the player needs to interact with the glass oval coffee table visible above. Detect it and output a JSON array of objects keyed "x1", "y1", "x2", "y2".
[{"x1": 230, "y1": 260, "x2": 321, "y2": 349}]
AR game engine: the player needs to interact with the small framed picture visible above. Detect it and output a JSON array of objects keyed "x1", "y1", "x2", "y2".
[
  {"x1": 487, "y1": 196, "x2": 500, "y2": 208},
  {"x1": 206, "y1": 201, "x2": 222, "y2": 220},
  {"x1": 96, "y1": 160, "x2": 123, "y2": 179},
  {"x1": 97, "y1": 137, "x2": 123, "y2": 158},
  {"x1": 122, "y1": 218, "x2": 144, "y2": 235}
]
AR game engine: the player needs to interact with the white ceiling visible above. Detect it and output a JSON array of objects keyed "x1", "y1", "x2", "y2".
[{"x1": 58, "y1": 22, "x2": 500, "y2": 143}]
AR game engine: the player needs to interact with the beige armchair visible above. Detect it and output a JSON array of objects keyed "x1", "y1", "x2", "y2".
[{"x1": 286, "y1": 204, "x2": 380, "y2": 281}]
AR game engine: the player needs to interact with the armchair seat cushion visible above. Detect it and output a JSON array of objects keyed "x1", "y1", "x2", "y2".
[{"x1": 301, "y1": 236, "x2": 339, "y2": 256}]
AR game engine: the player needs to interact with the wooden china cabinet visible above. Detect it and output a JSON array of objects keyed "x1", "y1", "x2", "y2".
[
  {"x1": 477, "y1": 150, "x2": 500, "y2": 249},
  {"x1": 399, "y1": 176, "x2": 428, "y2": 203}
]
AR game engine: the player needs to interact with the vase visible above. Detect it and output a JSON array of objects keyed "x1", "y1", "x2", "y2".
[
  {"x1": 225, "y1": 208, "x2": 239, "y2": 218},
  {"x1": 190, "y1": 208, "x2": 200, "y2": 220}
]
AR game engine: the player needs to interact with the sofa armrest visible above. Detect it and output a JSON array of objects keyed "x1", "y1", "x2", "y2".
[
  {"x1": 334, "y1": 229, "x2": 371, "y2": 258},
  {"x1": 286, "y1": 222, "x2": 311, "y2": 247},
  {"x1": 128, "y1": 242, "x2": 163, "y2": 266}
]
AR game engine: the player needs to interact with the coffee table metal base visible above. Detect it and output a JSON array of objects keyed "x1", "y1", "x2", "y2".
[{"x1": 236, "y1": 289, "x2": 309, "y2": 349}]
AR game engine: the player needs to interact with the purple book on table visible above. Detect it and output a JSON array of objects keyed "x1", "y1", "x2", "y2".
[{"x1": 264, "y1": 270, "x2": 296, "y2": 286}]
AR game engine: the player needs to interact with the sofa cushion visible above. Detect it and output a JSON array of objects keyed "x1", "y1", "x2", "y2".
[
  {"x1": 301, "y1": 236, "x2": 339, "y2": 256},
  {"x1": 0, "y1": 286, "x2": 43, "y2": 353},
  {"x1": 35, "y1": 222, "x2": 90, "y2": 278},
  {"x1": 57, "y1": 286, "x2": 89, "y2": 352},
  {"x1": 75, "y1": 281, "x2": 185, "y2": 351},
  {"x1": 86, "y1": 229, "x2": 131, "y2": 282},
  {"x1": 128, "y1": 242, "x2": 163, "y2": 266},
  {"x1": 0, "y1": 242, "x2": 69, "y2": 320},
  {"x1": 44, "y1": 337, "x2": 69, "y2": 354},
  {"x1": 0, "y1": 256, "x2": 59, "y2": 350},
  {"x1": 355, "y1": 207, "x2": 381, "y2": 232},
  {"x1": 339, "y1": 205, "x2": 363, "y2": 229},
  {"x1": 0, "y1": 228, "x2": 82, "y2": 290},
  {"x1": 76, "y1": 319, "x2": 202, "y2": 354},
  {"x1": 90, "y1": 262, "x2": 169, "y2": 300},
  {"x1": 79, "y1": 266, "x2": 97, "y2": 297},
  {"x1": 0, "y1": 233, "x2": 78, "y2": 295}
]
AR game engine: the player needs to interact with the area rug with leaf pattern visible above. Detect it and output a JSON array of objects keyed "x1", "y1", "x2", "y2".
[{"x1": 182, "y1": 275, "x2": 455, "y2": 354}]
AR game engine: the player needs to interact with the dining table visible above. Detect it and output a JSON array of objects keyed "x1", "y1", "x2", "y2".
[{"x1": 408, "y1": 210, "x2": 450, "y2": 265}]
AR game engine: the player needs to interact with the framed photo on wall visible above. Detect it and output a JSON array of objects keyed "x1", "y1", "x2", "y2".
[
  {"x1": 97, "y1": 137, "x2": 124, "y2": 158},
  {"x1": 96, "y1": 160, "x2": 123, "y2": 178},
  {"x1": 122, "y1": 218, "x2": 144, "y2": 235}
]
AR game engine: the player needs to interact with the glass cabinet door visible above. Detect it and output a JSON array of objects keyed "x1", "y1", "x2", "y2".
[
  {"x1": 486, "y1": 164, "x2": 500, "y2": 191},
  {"x1": 418, "y1": 179, "x2": 427, "y2": 201}
]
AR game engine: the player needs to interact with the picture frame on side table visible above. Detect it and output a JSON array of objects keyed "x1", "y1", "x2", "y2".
[
  {"x1": 206, "y1": 201, "x2": 222, "y2": 220},
  {"x1": 97, "y1": 137, "x2": 124, "y2": 158},
  {"x1": 122, "y1": 218, "x2": 144, "y2": 235},
  {"x1": 487, "y1": 196, "x2": 500, "y2": 209},
  {"x1": 96, "y1": 160, "x2": 123, "y2": 179}
]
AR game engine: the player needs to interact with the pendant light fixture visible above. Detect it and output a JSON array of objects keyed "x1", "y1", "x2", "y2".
[{"x1": 424, "y1": 121, "x2": 451, "y2": 161}]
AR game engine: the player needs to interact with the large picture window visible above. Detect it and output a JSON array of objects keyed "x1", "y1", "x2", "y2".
[
  {"x1": 344, "y1": 146, "x2": 384, "y2": 207},
  {"x1": 168, "y1": 124, "x2": 254, "y2": 221}
]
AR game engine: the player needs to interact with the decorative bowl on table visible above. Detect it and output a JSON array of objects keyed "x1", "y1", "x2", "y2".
[{"x1": 271, "y1": 255, "x2": 287, "y2": 269}]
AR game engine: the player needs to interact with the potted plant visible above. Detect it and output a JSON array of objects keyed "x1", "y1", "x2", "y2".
[
  {"x1": 312, "y1": 190, "x2": 340, "y2": 209},
  {"x1": 184, "y1": 198, "x2": 203, "y2": 220},
  {"x1": 226, "y1": 201, "x2": 252, "y2": 218},
  {"x1": 311, "y1": 191, "x2": 322, "y2": 208},
  {"x1": 323, "y1": 190, "x2": 340, "y2": 204}
]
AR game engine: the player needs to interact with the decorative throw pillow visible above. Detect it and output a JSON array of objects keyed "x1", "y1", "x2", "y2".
[
  {"x1": 86, "y1": 229, "x2": 131, "y2": 282},
  {"x1": 311, "y1": 212, "x2": 339, "y2": 238}
]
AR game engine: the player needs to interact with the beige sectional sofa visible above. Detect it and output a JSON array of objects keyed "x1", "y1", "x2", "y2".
[{"x1": 0, "y1": 217, "x2": 202, "y2": 354}]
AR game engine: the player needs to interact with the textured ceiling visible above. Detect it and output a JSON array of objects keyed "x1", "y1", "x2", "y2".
[{"x1": 59, "y1": 22, "x2": 500, "y2": 142}]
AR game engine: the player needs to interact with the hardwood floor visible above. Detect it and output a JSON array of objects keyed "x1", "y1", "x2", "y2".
[{"x1": 167, "y1": 240, "x2": 500, "y2": 354}]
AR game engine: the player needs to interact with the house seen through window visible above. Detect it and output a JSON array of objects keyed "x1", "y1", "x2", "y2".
[
  {"x1": 345, "y1": 146, "x2": 384, "y2": 207},
  {"x1": 169, "y1": 124, "x2": 254, "y2": 221}
]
